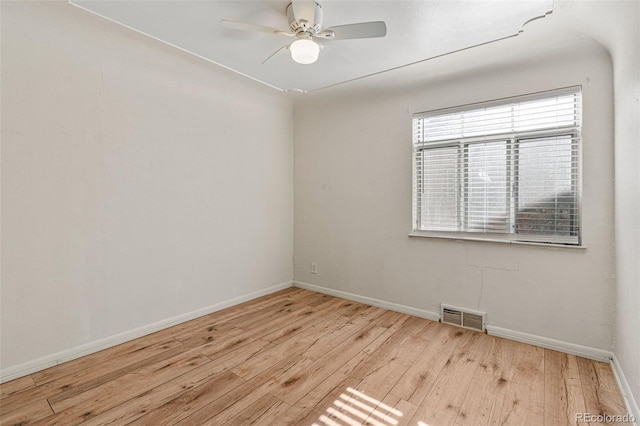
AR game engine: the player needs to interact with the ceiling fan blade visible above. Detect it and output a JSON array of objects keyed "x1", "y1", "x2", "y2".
[
  {"x1": 261, "y1": 44, "x2": 290, "y2": 65},
  {"x1": 221, "y1": 20, "x2": 292, "y2": 37},
  {"x1": 326, "y1": 21, "x2": 387, "y2": 40},
  {"x1": 291, "y1": 0, "x2": 316, "y2": 24}
]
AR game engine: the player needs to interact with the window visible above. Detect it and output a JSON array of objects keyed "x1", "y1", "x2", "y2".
[{"x1": 412, "y1": 87, "x2": 582, "y2": 245}]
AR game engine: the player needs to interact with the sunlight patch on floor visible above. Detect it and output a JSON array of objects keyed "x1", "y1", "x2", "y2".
[{"x1": 312, "y1": 386, "x2": 404, "y2": 426}]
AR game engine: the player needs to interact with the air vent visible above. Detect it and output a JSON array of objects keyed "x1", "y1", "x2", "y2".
[{"x1": 441, "y1": 304, "x2": 485, "y2": 332}]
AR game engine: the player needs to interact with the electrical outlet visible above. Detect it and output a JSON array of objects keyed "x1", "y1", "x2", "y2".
[{"x1": 311, "y1": 262, "x2": 318, "y2": 274}]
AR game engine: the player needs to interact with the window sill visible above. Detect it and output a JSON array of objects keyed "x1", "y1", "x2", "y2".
[{"x1": 408, "y1": 232, "x2": 586, "y2": 249}]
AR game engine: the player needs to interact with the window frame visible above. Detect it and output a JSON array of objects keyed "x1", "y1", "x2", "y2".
[{"x1": 411, "y1": 87, "x2": 582, "y2": 246}]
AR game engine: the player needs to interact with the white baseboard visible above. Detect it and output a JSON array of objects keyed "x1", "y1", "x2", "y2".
[
  {"x1": 294, "y1": 282, "x2": 614, "y2": 362},
  {"x1": 0, "y1": 280, "x2": 293, "y2": 383},
  {"x1": 611, "y1": 354, "x2": 640, "y2": 426},
  {"x1": 293, "y1": 281, "x2": 441, "y2": 321},
  {"x1": 486, "y1": 325, "x2": 613, "y2": 362}
]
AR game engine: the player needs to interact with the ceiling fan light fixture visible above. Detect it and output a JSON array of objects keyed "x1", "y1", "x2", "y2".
[{"x1": 290, "y1": 39, "x2": 320, "y2": 64}]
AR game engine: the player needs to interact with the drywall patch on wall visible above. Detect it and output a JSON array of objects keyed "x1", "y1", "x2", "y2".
[{"x1": 466, "y1": 245, "x2": 519, "y2": 272}]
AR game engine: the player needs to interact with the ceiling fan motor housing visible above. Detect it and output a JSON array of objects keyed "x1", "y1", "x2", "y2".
[{"x1": 287, "y1": 1, "x2": 323, "y2": 35}]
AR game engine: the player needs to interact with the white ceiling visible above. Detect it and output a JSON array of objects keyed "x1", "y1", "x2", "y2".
[{"x1": 69, "y1": 0, "x2": 553, "y2": 93}]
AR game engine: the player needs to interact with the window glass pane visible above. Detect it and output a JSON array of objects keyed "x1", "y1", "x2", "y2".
[
  {"x1": 465, "y1": 141, "x2": 509, "y2": 232},
  {"x1": 418, "y1": 147, "x2": 459, "y2": 231},
  {"x1": 517, "y1": 135, "x2": 576, "y2": 237}
]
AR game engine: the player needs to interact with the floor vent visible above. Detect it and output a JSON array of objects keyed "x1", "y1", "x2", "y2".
[{"x1": 441, "y1": 304, "x2": 486, "y2": 332}]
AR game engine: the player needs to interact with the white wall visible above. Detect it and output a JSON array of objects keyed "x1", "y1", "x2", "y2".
[
  {"x1": 294, "y1": 42, "x2": 615, "y2": 351},
  {"x1": 550, "y1": 0, "x2": 640, "y2": 413},
  {"x1": 1, "y1": 1, "x2": 293, "y2": 375},
  {"x1": 609, "y1": 1, "x2": 640, "y2": 415}
]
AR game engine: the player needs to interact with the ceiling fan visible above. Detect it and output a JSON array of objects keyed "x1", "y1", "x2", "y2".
[{"x1": 221, "y1": 0, "x2": 387, "y2": 65}]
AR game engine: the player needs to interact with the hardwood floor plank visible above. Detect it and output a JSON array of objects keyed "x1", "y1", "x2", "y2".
[
  {"x1": 348, "y1": 314, "x2": 431, "y2": 380},
  {"x1": 0, "y1": 399, "x2": 53, "y2": 426},
  {"x1": 339, "y1": 311, "x2": 411, "y2": 377},
  {"x1": 194, "y1": 306, "x2": 323, "y2": 362},
  {"x1": 334, "y1": 300, "x2": 373, "y2": 318},
  {"x1": 254, "y1": 399, "x2": 304, "y2": 426},
  {"x1": 591, "y1": 360, "x2": 625, "y2": 394},
  {"x1": 0, "y1": 376, "x2": 35, "y2": 400},
  {"x1": 364, "y1": 394, "x2": 418, "y2": 426},
  {"x1": 290, "y1": 375, "x2": 363, "y2": 425},
  {"x1": 291, "y1": 372, "x2": 352, "y2": 413},
  {"x1": 171, "y1": 298, "x2": 303, "y2": 348},
  {"x1": 367, "y1": 309, "x2": 409, "y2": 329},
  {"x1": 260, "y1": 298, "x2": 346, "y2": 345},
  {"x1": 149, "y1": 288, "x2": 303, "y2": 345},
  {"x1": 128, "y1": 371, "x2": 246, "y2": 425},
  {"x1": 308, "y1": 294, "x2": 336, "y2": 307},
  {"x1": 44, "y1": 351, "x2": 211, "y2": 421},
  {"x1": 301, "y1": 307, "x2": 387, "y2": 361},
  {"x1": 180, "y1": 293, "x2": 332, "y2": 364},
  {"x1": 0, "y1": 289, "x2": 628, "y2": 426},
  {"x1": 173, "y1": 354, "x2": 300, "y2": 425},
  {"x1": 285, "y1": 288, "x2": 316, "y2": 301},
  {"x1": 265, "y1": 322, "x2": 392, "y2": 406},
  {"x1": 390, "y1": 324, "x2": 472, "y2": 406},
  {"x1": 231, "y1": 316, "x2": 347, "y2": 381},
  {"x1": 577, "y1": 357, "x2": 628, "y2": 423},
  {"x1": 355, "y1": 333, "x2": 428, "y2": 402},
  {"x1": 454, "y1": 336, "x2": 515, "y2": 426},
  {"x1": 543, "y1": 350, "x2": 586, "y2": 426},
  {"x1": 329, "y1": 386, "x2": 389, "y2": 426},
  {"x1": 80, "y1": 366, "x2": 245, "y2": 426},
  {"x1": 408, "y1": 330, "x2": 494, "y2": 426},
  {"x1": 498, "y1": 342, "x2": 545, "y2": 426},
  {"x1": 222, "y1": 392, "x2": 282, "y2": 426},
  {"x1": 28, "y1": 333, "x2": 175, "y2": 387},
  {"x1": 1, "y1": 338, "x2": 183, "y2": 415},
  {"x1": 194, "y1": 337, "x2": 273, "y2": 377},
  {"x1": 347, "y1": 315, "x2": 433, "y2": 382}
]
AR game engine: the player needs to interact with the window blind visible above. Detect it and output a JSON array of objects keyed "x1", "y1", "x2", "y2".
[{"x1": 413, "y1": 87, "x2": 582, "y2": 245}]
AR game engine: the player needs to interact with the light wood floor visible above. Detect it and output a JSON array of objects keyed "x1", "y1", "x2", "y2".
[{"x1": 0, "y1": 288, "x2": 629, "y2": 426}]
